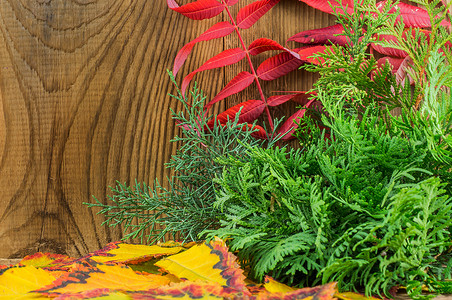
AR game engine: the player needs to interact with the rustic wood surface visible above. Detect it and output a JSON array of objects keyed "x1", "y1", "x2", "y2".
[{"x1": 0, "y1": 0, "x2": 334, "y2": 258}]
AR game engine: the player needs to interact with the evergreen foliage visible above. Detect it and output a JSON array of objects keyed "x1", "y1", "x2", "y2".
[
  {"x1": 203, "y1": 0, "x2": 452, "y2": 298},
  {"x1": 87, "y1": 73, "x2": 275, "y2": 244},
  {"x1": 89, "y1": 0, "x2": 452, "y2": 298}
]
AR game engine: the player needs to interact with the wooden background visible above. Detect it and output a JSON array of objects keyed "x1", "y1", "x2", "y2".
[{"x1": 0, "y1": 0, "x2": 335, "y2": 258}]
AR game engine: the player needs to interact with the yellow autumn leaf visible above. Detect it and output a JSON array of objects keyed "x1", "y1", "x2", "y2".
[
  {"x1": 0, "y1": 265, "x2": 56, "y2": 299},
  {"x1": 256, "y1": 282, "x2": 337, "y2": 300},
  {"x1": 335, "y1": 291, "x2": 382, "y2": 300},
  {"x1": 89, "y1": 242, "x2": 184, "y2": 264},
  {"x1": 156, "y1": 243, "x2": 227, "y2": 285},
  {"x1": 36, "y1": 259, "x2": 171, "y2": 297},
  {"x1": 155, "y1": 238, "x2": 248, "y2": 291},
  {"x1": 19, "y1": 252, "x2": 74, "y2": 268},
  {"x1": 263, "y1": 276, "x2": 297, "y2": 293},
  {"x1": 131, "y1": 281, "x2": 228, "y2": 299},
  {"x1": 90, "y1": 292, "x2": 131, "y2": 300}
]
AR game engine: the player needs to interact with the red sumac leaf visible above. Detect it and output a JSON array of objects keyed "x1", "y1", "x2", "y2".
[
  {"x1": 248, "y1": 38, "x2": 300, "y2": 59},
  {"x1": 371, "y1": 35, "x2": 407, "y2": 58},
  {"x1": 277, "y1": 99, "x2": 315, "y2": 140},
  {"x1": 248, "y1": 124, "x2": 268, "y2": 139},
  {"x1": 378, "y1": 1, "x2": 451, "y2": 28},
  {"x1": 298, "y1": 0, "x2": 354, "y2": 15},
  {"x1": 225, "y1": 0, "x2": 240, "y2": 5},
  {"x1": 239, "y1": 123, "x2": 268, "y2": 139},
  {"x1": 208, "y1": 122, "x2": 268, "y2": 139},
  {"x1": 257, "y1": 51, "x2": 305, "y2": 81},
  {"x1": 236, "y1": 0, "x2": 281, "y2": 29},
  {"x1": 173, "y1": 22, "x2": 235, "y2": 75},
  {"x1": 167, "y1": 0, "x2": 225, "y2": 20},
  {"x1": 298, "y1": 45, "x2": 329, "y2": 65},
  {"x1": 376, "y1": 56, "x2": 405, "y2": 74},
  {"x1": 288, "y1": 24, "x2": 350, "y2": 46},
  {"x1": 395, "y1": 56, "x2": 415, "y2": 85},
  {"x1": 205, "y1": 72, "x2": 255, "y2": 110},
  {"x1": 211, "y1": 100, "x2": 266, "y2": 125},
  {"x1": 181, "y1": 48, "x2": 246, "y2": 96},
  {"x1": 267, "y1": 92, "x2": 311, "y2": 106}
]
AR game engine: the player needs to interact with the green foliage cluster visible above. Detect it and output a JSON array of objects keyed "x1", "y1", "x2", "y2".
[
  {"x1": 90, "y1": 0, "x2": 452, "y2": 298},
  {"x1": 203, "y1": 0, "x2": 452, "y2": 297},
  {"x1": 88, "y1": 76, "x2": 273, "y2": 244}
]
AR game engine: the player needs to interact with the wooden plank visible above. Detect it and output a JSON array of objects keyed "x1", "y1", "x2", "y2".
[{"x1": 0, "y1": 0, "x2": 224, "y2": 258}]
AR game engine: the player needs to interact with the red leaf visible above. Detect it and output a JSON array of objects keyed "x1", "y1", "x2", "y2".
[
  {"x1": 298, "y1": 45, "x2": 329, "y2": 65},
  {"x1": 287, "y1": 24, "x2": 350, "y2": 46},
  {"x1": 267, "y1": 92, "x2": 312, "y2": 106},
  {"x1": 225, "y1": 0, "x2": 240, "y2": 5},
  {"x1": 173, "y1": 22, "x2": 235, "y2": 75},
  {"x1": 205, "y1": 72, "x2": 255, "y2": 110},
  {"x1": 167, "y1": 0, "x2": 225, "y2": 20},
  {"x1": 378, "y1": 1, "x2": 451, "y2": 28},
  {"x1": 257, "y1": 51, "x2": 305, "y2": 81},
  {"x1": 208, "y1": 100, "x2": 266, "y2": 126},
  {"x1": 277, "y1": 99, "x2": 315, "y2": 140},
  {"x1": 395, "y1": 56, "x2": 415, "y2": 85},
  {"x1": 298, "y1": 0, "x2": 354, "y2": 15},
  {"x1": 376, "y1": 56, "x2": 405, "y2": 73},
  {"x1": 248, "y1": 38, "x2": 300, "y2": 59},
  {"x1": 236, "y1": 0, "x2": 281, "y2": 29},
  {"x1": 181, "y1": 48, "x2": 246, "y2": 95},
  {"x1": 371, "y1": 34, "x2": 407, "y2": 58},
  {"x1": 244, "y1": 123, "x2": 268, "y2": 139}
]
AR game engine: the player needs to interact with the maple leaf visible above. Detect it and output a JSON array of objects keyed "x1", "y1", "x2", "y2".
[
  {"x1": 256, "y1": 281, "x2": 337, "y2": 300},
  {"x1": 131, "y1": 281, "x2": 227, "y2": 299},
  {"x1": 19, "y1": 252, "x2": 74, "y2": 268},
  {"x1": 263, "y1": 276, "x2": 297, "y2": 293},
  {"x1": 0, "y1": 265, "x2": 56, "y2": 299},
  {"x1": 36, "y1": 259, "x2": 171, "y2": 297},
  {"x1": 85, "y1": 242, "x2": 184, "y2": 265},
  {"x1": 155, "y1": 238, "x2": 249, "y2": 295}
]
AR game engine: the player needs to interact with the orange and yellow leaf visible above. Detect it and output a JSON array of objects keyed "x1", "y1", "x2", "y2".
[
  {"x1": 0, "y1": 265, "x2": 55, "y2": 299},
  {"x1": 256, "y1": 282, "x2": 337, "y2": 300},
  {"x1": 87, "y1": 242, "x2": 184, "y2": 264},
  {"x1": 335, "y1": 291, "x2": 382, "y2": 300},
  {"x1": 36, "y1": 259, "x2": 171, "y2": 297},
  {"x1": 155, "y1": 238, "x2": 248, "y2": 295},
  {"x1": 19, "y1": 252, "x2": 74, "y2": 268},
  {"x1": 263, "y1": 276, "x2": 297, "y2": 293}
]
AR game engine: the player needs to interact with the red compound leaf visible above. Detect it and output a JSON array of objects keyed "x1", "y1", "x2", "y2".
[
  {"x1": 207, "y1": 100, "x2": 266, "y2": 128},
  {"x1": 277, "y1": 99, "x2": 315, "y2": 140},
  {"x1": 173, "y1": 21, "x2": 235, "y2": 75},
  {"x1": 205, "y1": 71, "x2": 255, "y2": 111},
  {"x1": 257, "y1": 48, "x2": 306, "y2": 81},
  {"x1": 288, "y1": 24, "x2": 350, "y2": 46},
  {"x1": 181, "y1": 48, "x2": 246, "y2": 96},
  {"x1": 236, "y1": 0, "x2": 281, "y2": 29},
  {"x1": 167, "y1": 0, "x2": 225, "y2": 20},
  {"x1": 299, "y1": 0, "x2": 354, "y2": 15}
]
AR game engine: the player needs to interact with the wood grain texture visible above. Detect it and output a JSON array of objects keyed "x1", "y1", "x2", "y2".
[{"x1": 0, "y1": 0, "x2": 333, "y2": 258}]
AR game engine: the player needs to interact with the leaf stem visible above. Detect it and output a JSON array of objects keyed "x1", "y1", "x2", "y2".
[{"x1": 222, "y1": 2, "x2": 274, "y2": 132}]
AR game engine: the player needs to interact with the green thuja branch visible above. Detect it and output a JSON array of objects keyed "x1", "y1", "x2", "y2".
[{"x1": 87, "y1": 72, "x2": 277, "y2": 244}]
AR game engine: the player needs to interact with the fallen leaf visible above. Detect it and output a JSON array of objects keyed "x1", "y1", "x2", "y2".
[
  {"x1": 0, "y1": 265, "x2": 55, "y2": 299},
  {"x1": 263, "y1": 276, "x2": 297, "y2": 293},
  {"x1": 155, "y1": 238, "x2": 248, "y2": 295},
  {"x1": 256, "y1": 281, "x2": 337, "y2": 300},
  {"x1": 36, "y1": 259, "x2": 171, "y2": 297},
  {"x1": 19, "y1": 252, "x2": 74, "y2": 268},
  {"x1": 85, "y1": 242, "x2": 184, "y2": 264}
]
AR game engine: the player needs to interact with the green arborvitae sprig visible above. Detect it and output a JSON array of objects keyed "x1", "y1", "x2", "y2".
[{"x1": 87, "y1": 71, "x2": 276, "y2": 244}]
